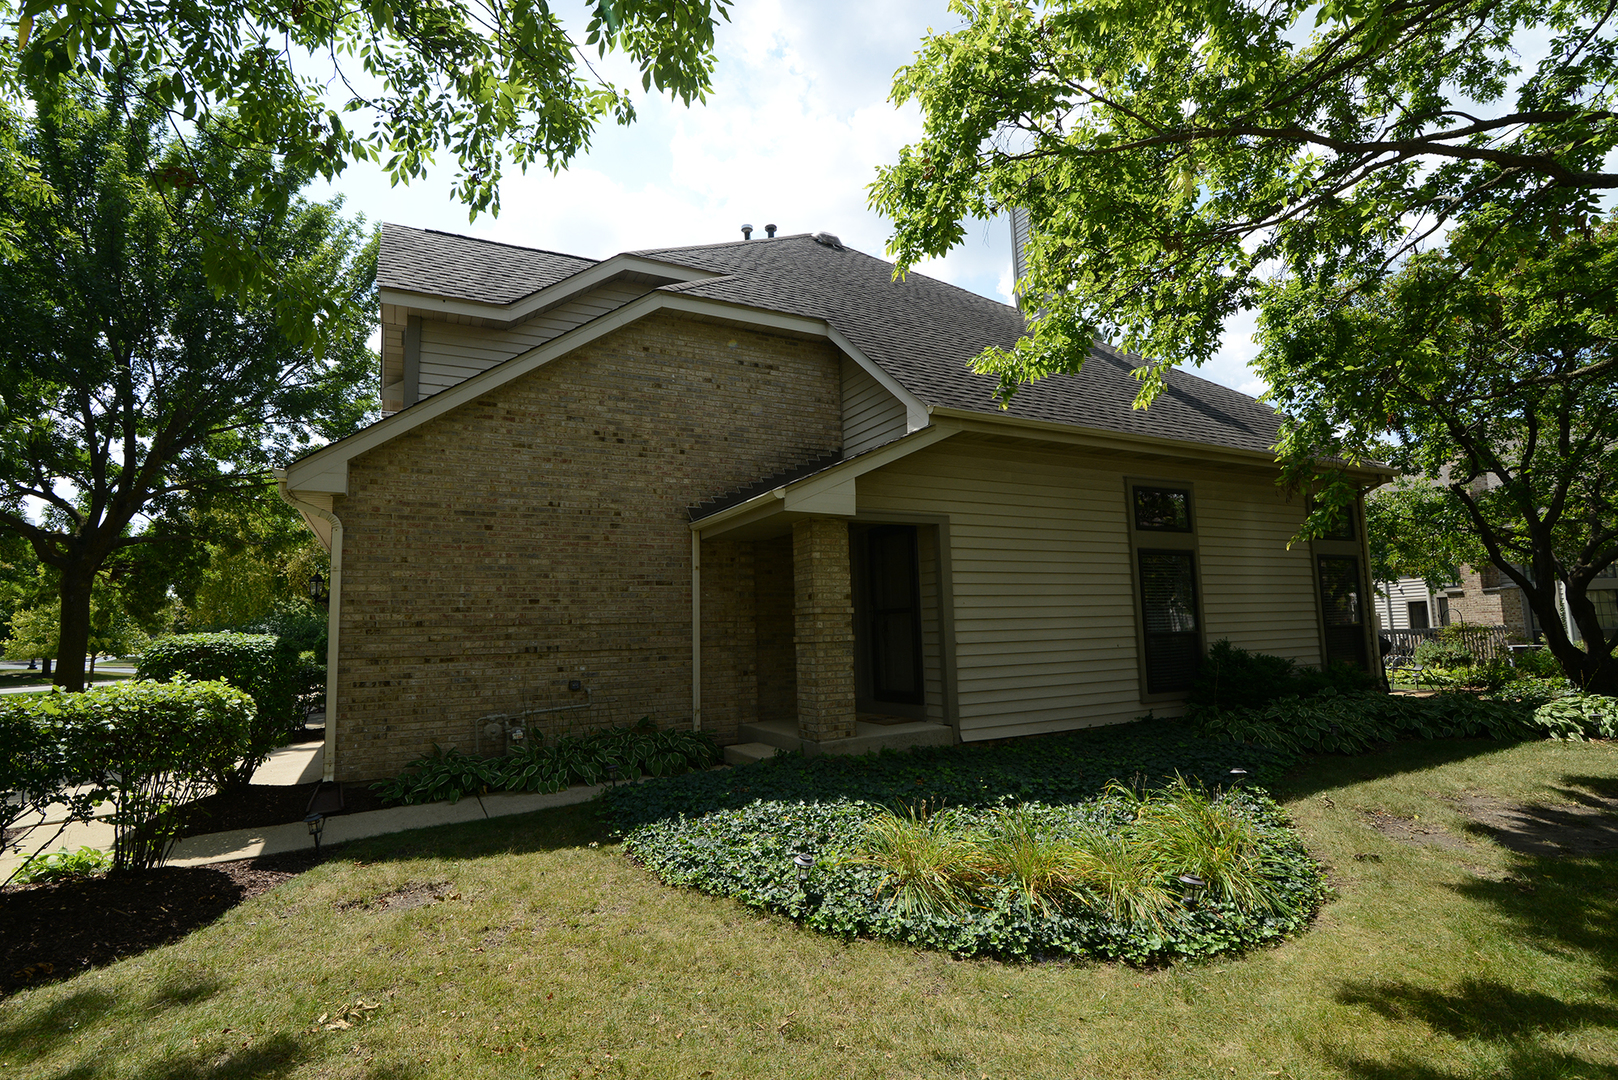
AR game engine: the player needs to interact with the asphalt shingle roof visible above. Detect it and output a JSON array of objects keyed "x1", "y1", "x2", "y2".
[
  {"x1": 378, "y1": 222, "x2": 597, "y2": 305},
  {"x1": 630, "y1": 234, "x2": 1281, "y2": 456},
  {"x1": 380, "y1": 226, "x2": 1282, "y2": 457}
]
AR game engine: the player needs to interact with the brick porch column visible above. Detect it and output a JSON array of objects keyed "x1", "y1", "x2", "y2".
[{"x1": 793, "y1": 517, "x2": 855, "y2": 742}]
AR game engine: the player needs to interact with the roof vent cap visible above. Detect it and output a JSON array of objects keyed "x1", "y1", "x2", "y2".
[
  {"x1": 740, "y1": 223, "x2": 754, "y2": 240},
  {"x1": 765, "y1": 223, "x2": 777, "y2": 238},
  {"x1": 811, "y1": 231, "x2": 843, "y2": 250}
]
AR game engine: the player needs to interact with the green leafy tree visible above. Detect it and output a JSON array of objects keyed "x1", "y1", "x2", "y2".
[
  {"x1": 0, "y1": 81, "x2": 376, "y2": 690},
  {"x1": 1259, "y1": 223, "x2": 1618, "y2": 693},
  {"x1": 1365, "y1": 481, "x2": 1484, "y2": 589},
  {"x1": 1, "y1": 0, "x2": 730, "y2": 311},
  {"x1": 872, "y1": 0, "x2": 1618, "y2": 402},
  {"x1": 872, "y1": 0, "x2": 1618, "y2": 693}
]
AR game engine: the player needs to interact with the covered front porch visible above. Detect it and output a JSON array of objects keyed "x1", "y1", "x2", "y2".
[{"x1": 694, "y1": 508, "x2": 958, "y2": 759}]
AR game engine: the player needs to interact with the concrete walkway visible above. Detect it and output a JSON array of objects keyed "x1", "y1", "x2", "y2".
[{"x1": 3, "y1": 742, "x2": 610, "y2": 875}]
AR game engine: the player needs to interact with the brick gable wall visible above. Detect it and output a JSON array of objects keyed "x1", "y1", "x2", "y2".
[{"x1": 331, "y1": 312, "x2": 843, "y2": 780}]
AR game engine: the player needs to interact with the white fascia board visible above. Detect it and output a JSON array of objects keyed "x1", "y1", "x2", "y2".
[
  {"x1": 285, "y1": 292, "x2": 880, "y2": 492},
  {"x1": 378, "y1": 255, "x2": 726, "y2": 326},
  {"x1": 824, "y1": 324, "x2": 930, "y2": 433},
  {"x1": 691, "y1": 422, "x2": 960, "y2": 536}
]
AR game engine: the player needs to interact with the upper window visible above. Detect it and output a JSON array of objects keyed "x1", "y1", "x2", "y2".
[{"x1": 1133, "y1": 487, "x2": 1192, "y2": 532}]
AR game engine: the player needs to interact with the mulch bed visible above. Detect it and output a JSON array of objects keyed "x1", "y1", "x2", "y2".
[{"x1": 0, "y1": 849, "x2": 323, "y2": 997}]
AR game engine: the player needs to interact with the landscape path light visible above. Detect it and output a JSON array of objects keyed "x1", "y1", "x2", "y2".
[{"x1": 1178, "y1": 873, "x2": 1207, "y2": 907}]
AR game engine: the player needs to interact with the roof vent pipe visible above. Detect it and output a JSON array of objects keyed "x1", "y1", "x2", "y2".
[
  {"x1": 740, "y1": 223, "x2": 753, "y2": 240},
  {"x1": 765, "y1": 223, "x2": 777, "y2": 238}
]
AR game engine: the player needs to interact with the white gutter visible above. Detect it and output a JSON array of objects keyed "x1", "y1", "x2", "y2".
[{"x1": 276, "y1": 473, "x2": 343, "y2": 783}]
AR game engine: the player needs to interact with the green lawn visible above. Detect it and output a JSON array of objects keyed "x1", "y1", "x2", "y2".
[{"x1": 3, "y1": 736, "x2": 1615, "y2": 1080}]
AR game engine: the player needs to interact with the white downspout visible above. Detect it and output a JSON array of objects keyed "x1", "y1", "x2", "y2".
[
  {"x1": 691, "y1": 529, "x2": 702, "y2": 732},
  {"x1": 276, "y1": 476, "x2": 344, "y2": 782}
]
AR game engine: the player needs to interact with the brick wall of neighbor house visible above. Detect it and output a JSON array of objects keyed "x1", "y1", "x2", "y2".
[
  {"x1": 331, "y1": 312, "x2": 843, "y2": 780},
  {"x1": 1446, "y1": 566, "x2": 1509, "y2": 626}
]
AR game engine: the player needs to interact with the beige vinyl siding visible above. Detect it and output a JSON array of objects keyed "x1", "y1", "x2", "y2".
[
  {"x1": 841, "y1": 357, "x2": 908, "y2": 456},
  {"x1": 858, "y1": 438, "x2": 1140, "y2": 740},
  {"x1": 1194, "y1": 479, "x2": 1322, "y2": 665},
  {"x1": 413, "y1": 282, "x2": 653, "y2": 399},
  {"x1": 856, "y1": 435, "x2": 1320, "y2": 740}
]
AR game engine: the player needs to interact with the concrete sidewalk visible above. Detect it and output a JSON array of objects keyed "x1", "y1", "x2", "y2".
[{"x1": 4, "y1": 742, "x2": 609, "y2": 875}]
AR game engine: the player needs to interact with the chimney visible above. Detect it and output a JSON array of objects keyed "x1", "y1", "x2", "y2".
[
  {"x1": 765, "y1": 223, "x2": 777, "y2": 238},
  {"x1": 740, "y1": 223, "x2": 754, "y2": 240}
]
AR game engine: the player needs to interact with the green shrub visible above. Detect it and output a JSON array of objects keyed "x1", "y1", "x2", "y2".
[
  {"x1": 0, "y1": 701, "x2": 88, "y2": 855},
  {"x1": 1532, "y1": 693, "x2": 1618, "y2": 740},
  {"x1": 137, "y1": 632, "x2": 301, "y2": 784},
  {"x1": 623, "y1": 786, "x2": 1325, "y2": 965},
  {"x1": 1192, "y1": 689, "x2": 1537, "y2": 756},
  {"x1": 1414, "y1": 633, "x2": 1476, "y2": 668},
  {"x1": 371, "y1": 719, "x2": 722, "y2": 806},
  {"x1": 1189, "y1": 639, "x2": 1376, "y2": 715},
  {"x1": 12, "y1": 846, "x2": 111, "y2": 884},
  {"x1": 1512, "y1": 647, "x2": 1564, "y2": 679},
  {"x1": 19, "y1": 678, "x2": 255, "y2": 871}
]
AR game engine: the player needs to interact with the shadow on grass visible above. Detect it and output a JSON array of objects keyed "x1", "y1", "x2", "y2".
[
  {"x1": 1273, "y1": 737, "x2": 1526, "y2": 801},
  {"x1": 337, "y1": 798, "x2": 610, "y2": 866},
  {"x1": 28, "y1": 1032, "x2": 311, "y2": 1080},
  {"x1": 1324, "y1": 848, "x2": 1618, "y2": 1078},
  {"x1": 0, "y1": 989, "x2": 116, "y2": 1064}
]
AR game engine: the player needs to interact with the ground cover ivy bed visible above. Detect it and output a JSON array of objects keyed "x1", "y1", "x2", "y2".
[
  {"x1": 603, "y1": 669, "x2": 1616, "y2": 966},
  {"x1": 622, "y1": 785, "x2": 1326, "y2": 964},
  {"x1": 606, "y1": 721, "x2": 1319, "y2": 963}
]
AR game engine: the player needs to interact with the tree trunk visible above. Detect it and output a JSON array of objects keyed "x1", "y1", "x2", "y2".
[
  {"x1": 53, "y1": 567, "x2": 94, "y2": 692},
  {"x1": 41, "y1": 657, "x2": 51, "y2": 677}
]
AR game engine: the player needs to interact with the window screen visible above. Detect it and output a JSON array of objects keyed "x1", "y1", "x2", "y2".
[
  {"x1": 1138, "y1": 550, "x2": 1200, "y2": 693},
  {"x1": 1133, "y1": 488, "x2": 1192, "y2": 532},
  {"x1": 1318, "y1": 555, "x2": 1368, "y2": 668}
]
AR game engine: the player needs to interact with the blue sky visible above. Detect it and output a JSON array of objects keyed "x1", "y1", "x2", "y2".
[{"x1": 310, "y1": 0, "x2": 1266, "y2": 397}]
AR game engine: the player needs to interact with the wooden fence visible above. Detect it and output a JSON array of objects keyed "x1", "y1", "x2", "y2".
[{"x1": 1382, "y1": 624, "x2": 1514, "y2": 663}]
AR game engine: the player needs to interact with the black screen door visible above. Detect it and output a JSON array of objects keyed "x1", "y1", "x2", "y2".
[{"x1": 867, "y1": 525, "x2": 924, "y2": 704}]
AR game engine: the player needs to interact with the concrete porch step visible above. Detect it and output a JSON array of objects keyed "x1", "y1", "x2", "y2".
[
  {"x1": 739, "y1": 719, "x2": 803, "y2": 752},
  {"x1": 739, "y1": 718, "x2": 956, "y2": 757},
  {"x1": 723, "y1": 741, "x2": 786, "y2": 766}
]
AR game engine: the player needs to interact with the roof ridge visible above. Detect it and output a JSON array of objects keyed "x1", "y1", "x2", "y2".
[
  {"x1": 381, "y1": 221, "x2": 598, "y2": 265},
  {"x1": 630, "y1": 232, "x2": 820, "y2": 256}
]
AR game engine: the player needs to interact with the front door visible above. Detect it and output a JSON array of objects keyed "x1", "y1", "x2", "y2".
[{"x1": 866, "y1": 525, "x2": 924, "y2": 704}]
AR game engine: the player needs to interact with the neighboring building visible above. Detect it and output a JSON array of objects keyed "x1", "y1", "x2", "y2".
[
  {"x1": 1376, "y1": 576, "x2": 1440, "y2": 630},
  {"x1": 1380, "y1": 563, "x2": 1618, "y2": 645},
  {"x1": 280, "y1": 225, "x2": 1390, "y2": 782}
]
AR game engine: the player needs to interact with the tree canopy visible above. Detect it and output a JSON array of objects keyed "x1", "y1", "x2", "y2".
[
  {"x1": 872, "y1": 0, "x2": 1618, "y2": 404},
  {"x1": 0, "y1": 81, "x2": 377, "y2": 689},
  {"x1": 1, "y1": 0, "x2": 731, "y2": 316},
  {"x1": 1262, "y1": 221, "x2": 1618, "y2": 691}
]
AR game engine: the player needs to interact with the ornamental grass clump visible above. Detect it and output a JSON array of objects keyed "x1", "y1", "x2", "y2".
[
  {"x1": 625, "y1": 783, "x2": 1325, "y2": 965},
  {"x1": 853, "y1": 801, "x2": 982, "y2": 915}
]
